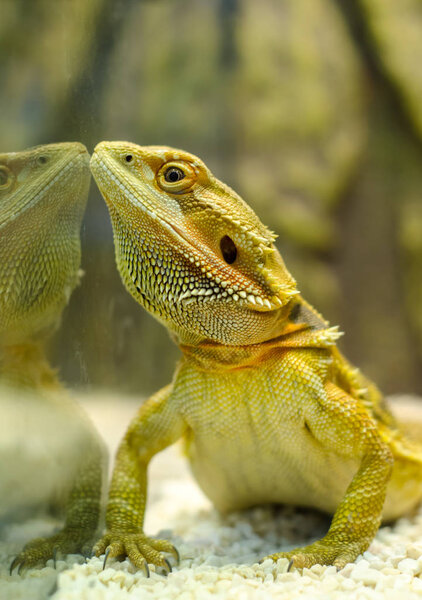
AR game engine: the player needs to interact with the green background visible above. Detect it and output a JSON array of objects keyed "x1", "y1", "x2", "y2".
[{"x1": 1, "y1": 0, "x2": 421, "y2": 397}]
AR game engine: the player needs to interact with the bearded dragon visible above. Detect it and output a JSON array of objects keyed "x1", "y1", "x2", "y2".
[
  {"x1": 0, "y1": 143, "x2": 105, "y2": 572},
  {"x1": 90, "y1": 141, "x2": 422, "y2": 573}
]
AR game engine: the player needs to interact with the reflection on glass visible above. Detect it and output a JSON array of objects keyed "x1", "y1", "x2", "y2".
[{"x1": 0, "y1": 143, "x2": 106, "y2": 573}]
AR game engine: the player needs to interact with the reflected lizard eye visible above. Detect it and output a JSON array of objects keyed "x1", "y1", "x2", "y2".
[
  {"x1": 220, "y1": 235, "x2": 237, "y2": 264},
  {"x1": 38, "y1": 156, "x2": 48, "y2": 165},
  {"x1": 0, "y1": 166, "x2": 12, "y2": 189},
  {"x1": 164, "y1": 167, "x2": 185, "y2": 183}
]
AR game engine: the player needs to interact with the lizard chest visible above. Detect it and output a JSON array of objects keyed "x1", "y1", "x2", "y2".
[{"x1": 172, "y1": 357, "x2": 358, "y2": 514}]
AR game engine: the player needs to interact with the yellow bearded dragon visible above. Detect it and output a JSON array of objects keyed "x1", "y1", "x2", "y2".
[{"x1": 90, "y1": 141, "x2": 422, "y2": 573}]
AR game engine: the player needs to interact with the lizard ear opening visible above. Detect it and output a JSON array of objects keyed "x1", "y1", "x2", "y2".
[{"x1": 220, "y1": 235, "x2": 237, "y2": 264}]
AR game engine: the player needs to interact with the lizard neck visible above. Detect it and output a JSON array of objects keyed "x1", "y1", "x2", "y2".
[
  {"x1": 179, "y1": 298, "x2": 336, "y2": 371},
  {"x1": 180, "y1": 335, "x2": 286, "y2": 371},
  {"x1": 0, "y1": 342, "x2": 60, "y2": 390}
]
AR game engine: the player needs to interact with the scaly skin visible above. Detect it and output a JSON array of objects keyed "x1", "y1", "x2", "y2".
[
  {"x1": 90, "y1": 141, "x2": 422, "y2": 573},
  {"x1": 0, "y1": 143, "x2": 105, "y2": 571}
]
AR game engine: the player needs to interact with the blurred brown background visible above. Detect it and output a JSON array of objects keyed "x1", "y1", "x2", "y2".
[{"x1": 1, "y1": 0, "x2": 421, "y2": 397}]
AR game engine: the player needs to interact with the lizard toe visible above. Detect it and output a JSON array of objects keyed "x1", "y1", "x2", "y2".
[
  {"x1": 11, "y1": 526, "x2": 96, "y2": 573},
  {"x1": 95, "y1": 531, "x2": 178, "y2": 573},
  {"x1": 149, "y1": 539, "x2": 180, "y2": 564},
  {"x1": 94, "y1": 534, "x2": 111, "y2": 558},
  {"x1": 263, "y1": 536, "x2": 365, "y2": 570}
]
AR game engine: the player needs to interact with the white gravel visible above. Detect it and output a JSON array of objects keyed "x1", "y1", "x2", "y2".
[{"x1": 1, "y1": 393, "x2": 422, "y2": 600}]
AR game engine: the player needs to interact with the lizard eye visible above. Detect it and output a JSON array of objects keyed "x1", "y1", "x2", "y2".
[
  {"x1": 157, "y1": 161, "x2": 195, "y2": 192},
  {"x1": 38, "y1": 156, "x2": 48, "y2": 165},
  {"x1": 220, "y1": 235, "x2": 237, "y2": 264},
  {"x1": 125, "y1": 155, "x2": 133, "y2": 163},
  {"x1": 164, "y1": 167, "x2": 185, "y2": 183},
  {"x1": 0, "y1": 165, "x2": 12, "y2": 189}
]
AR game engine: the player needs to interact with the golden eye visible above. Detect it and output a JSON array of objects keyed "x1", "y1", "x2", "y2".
[
  {"x1": 157, "y1": 161, "x2": 195, "y2": 193},
  {"x1": 164, "y1": 167, "x2": 185, "y2": 183},
  {"x1": 0, "y1": 165, "x2": 12, "y2": 189},
  {"x1": 220, "y1": 235, "x2": 237, "y2": 264}
]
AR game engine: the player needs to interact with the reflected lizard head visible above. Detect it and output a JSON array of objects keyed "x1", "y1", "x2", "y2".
[{"x1": 0, "y1": 142, "x2": 90, "y2": 344}]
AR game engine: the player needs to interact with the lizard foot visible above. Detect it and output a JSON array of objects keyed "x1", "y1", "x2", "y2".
[
  {"x1": 94, "y1": 531, "x2": 179, "y2": 575},
  {"x1": 262, "y1": 537, "x2": 367, "y2": 571},
  {"x1": 10, "y1": 526, "x2": 95, "y2": 574}
]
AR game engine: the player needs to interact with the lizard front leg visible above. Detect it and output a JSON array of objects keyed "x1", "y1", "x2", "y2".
[
  {"x1": 264, "y1": 380, "x2": 393, "y2": 570},
  {"x1": 94, "y1": 384, "x2": 186, "y2": 573}
]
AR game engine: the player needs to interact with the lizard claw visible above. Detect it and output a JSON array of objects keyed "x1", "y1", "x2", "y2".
[
  {"x1": 141, "y1": 560, "x2": 150, "y2": 578},
  {"x1": 163, "y1": 558, "x2": 172, "y2": 574},
  {"x1": 168, "y1": 544, "x2": 180, "y2": 565},
  {"x1": 287, "y1": 558, "x2": 294, "y2": 572},
  {"x1": 9, "y1": 556, "x2": 30, "y2": 576},
  {"x1": 9, "y1": 556, "x2": 19, "y2": 575},
  {"x1": 102, "y1": 548, "x2": 111, "y2": 570}
]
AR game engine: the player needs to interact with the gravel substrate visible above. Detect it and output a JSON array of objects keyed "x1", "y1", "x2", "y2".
[{"x1": 1, "y1": 394, "x2": 422, "y2": 599}]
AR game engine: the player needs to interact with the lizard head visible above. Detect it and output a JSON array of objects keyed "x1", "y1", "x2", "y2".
[
  {"x1": 0, "y1": 142, "x2": 90, "y2": 344},
  {"x1": 91, "y1": 141, "x2": 298, "y2": 345}
]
